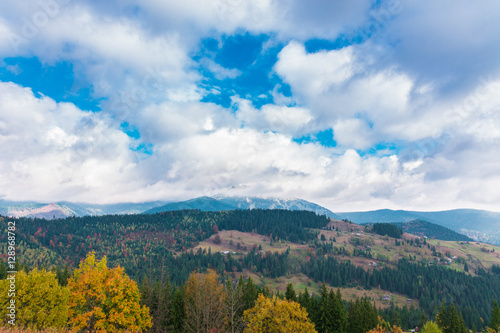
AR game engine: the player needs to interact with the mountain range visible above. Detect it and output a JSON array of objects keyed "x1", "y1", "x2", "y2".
[
  {"x1": 1, "y1": 196, "x2": 499, "y2": 244},
  {"x1": 335, "y1": 209, "x2": 500, "y2": 245},
  {"x1": 0, "y1": 200, "x2": 167, "y2": 219},
  {"x1": 142, "y1": 196, "x2": 339, "y2": 218}
]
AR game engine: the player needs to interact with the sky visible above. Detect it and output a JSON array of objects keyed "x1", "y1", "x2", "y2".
[{"x1": 0, "y1": 0, "x2": 499, "y2": 212}]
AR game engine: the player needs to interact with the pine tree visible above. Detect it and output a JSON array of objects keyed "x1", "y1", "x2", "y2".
[
  {"x1": 391, "y1": 308, "x2": 402, "y2": 328},
  {"x1": 418, "y1": 310, "x2": 428, "y2": 330},
  {"x1": 347, "y1": 298, "x2": 377, "y2": 333},
  {"x1": 347, "y1": 300, "x2": 362, "y2": 333},
  {"x1": 490, "y1": 300, "x2": 500, "y2": 331},
  {"x1": 317, "y1": 284, "x2": 332, "y2": 333},
  {"x1": 285, "y1": 283, "x2": 297, "y2": 302},
  {"x1": 331, "y1": 288, "x2": 347, "y2": 333},
  {"x1": 436, "y1": 303, "x2": 467, "y2": 333},
  {"x1": 169, "y1": 286, "x2": 185, "y2": 333},
  {"x1": 243, "y1": 277, "x2": 258, "y2": 311},
  {"x1": 298, "y1": 288, "x2": 313, "y2": 320}
]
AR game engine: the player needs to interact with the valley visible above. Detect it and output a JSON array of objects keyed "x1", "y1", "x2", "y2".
[{"x1": 1, "y1": 208, "x2": 500, "y2": 331}]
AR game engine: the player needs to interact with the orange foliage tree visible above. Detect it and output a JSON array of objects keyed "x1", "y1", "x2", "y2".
[{"x1": 67, "y1": 252, "x2": 152, "y2": 332}]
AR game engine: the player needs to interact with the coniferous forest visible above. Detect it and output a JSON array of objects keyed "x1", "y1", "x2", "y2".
[{"x1": 0, "y1": 210, "x2": 500, "y2": 332}]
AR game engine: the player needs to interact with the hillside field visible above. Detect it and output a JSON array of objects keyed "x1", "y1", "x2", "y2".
[{"x1": 185, "y1": 218, "x2": 500, "y2": 311}]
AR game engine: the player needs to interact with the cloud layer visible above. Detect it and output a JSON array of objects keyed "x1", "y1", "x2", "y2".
[{"x1": 0, "y1": 0, "x2": 499, "y2": 212}]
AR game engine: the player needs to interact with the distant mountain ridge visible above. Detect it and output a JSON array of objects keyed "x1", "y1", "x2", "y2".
[
  {"x1": 143, "y1": 196, "x2": 339, "y2": 219},
  {"x1": 336, "y1": 209, "x2": 500, "y2": 245},
  {"x1": 2, "y1": 197, "x2": 499, "y2": 245},
  {"x1": 392, "y1": 220, "x2": 473, "y2": 242},
  {"x1": 0, "y1": 201, "x2": 77, "y2": 219},
  {"x1": 142, "y1": 197, "x2": 236, "y2": 213},
  {"x1": 0, "y1": 200, "x2": 167, "y2": 219}
]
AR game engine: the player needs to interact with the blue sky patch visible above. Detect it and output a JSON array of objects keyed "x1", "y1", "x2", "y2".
[
  {"x1": 214, "y1": 33, "x2": 265, "y2": 69},
  {"x1": 120, "y1": 122, "x2": 141, "y2": 139},
  {"x1": 304, "y1": 35, "x2": 352, "y2": 53},
  {"x1": 357, "y1": 141, "x2": 402, "y2": 157},
  {"x1": 196, "y1": 33, "x2": 290, "y2": 109},
  {"x1": 121, "y1": 122, "x2": 154, "y2": 156},
  {"x1": 294, "y1": 129, "x2": 337, "y2": 147},
  {"x1": 132, "y1": 142, "x2": 154, "y2": 156},
  {"x1": 0, "y1": 57, "x2": 101, "y2": 111}
]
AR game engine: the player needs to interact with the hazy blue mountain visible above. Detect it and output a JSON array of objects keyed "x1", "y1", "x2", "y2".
[
  {"x1": 336, "y1": 209, "x2": 500, "y2": 245},
  {"x1": 143, "y1": 196, "x2": 339, "y2": 219},
  {"x1": 143, "y1": 197, "x2": 236, "y2": 214},
  {"x1": 2, "y1": 197, "x2": 498, "y2": 245},
  {"x1": 335, "y1": 209, "x2": 431, "y2": 224},
  {"x1": 0, "y1": 200, "x2": 79, "y2": 219},
  {"x1": 68, "y1": 201, "x2": 168, "y2": 216},
  {"x1": 0, "y1": 200, "x2": 167, "y2": 219},
  {"x1": 391, "y1": 220, "x2": 473, "y2": 241},
  {"x1": 0, "y1": 200, "x2": 46, "y2": 216},
  {"x1": 414, "y1": 209, "x2": 500, "y2": 232},
  {"x1": 215, "y1": 196, "x2": 338, "y2": 219}
]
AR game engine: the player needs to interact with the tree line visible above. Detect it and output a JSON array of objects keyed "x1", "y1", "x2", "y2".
[
  {"x1": 2, "y1": 252, "x2": 500, "y2": 333},
  {"x1": 370, "y1": 223, "x2": 403, "y2": 239},
  {"x1": 0, "y1": 210, "x2": 327, "y2": 280},
  {"x1": 302, "y1": 255, "x2": 500, "y2": 330},
  {"x1": 2, "y1": 211, "x2": 500, "y2": 331}
]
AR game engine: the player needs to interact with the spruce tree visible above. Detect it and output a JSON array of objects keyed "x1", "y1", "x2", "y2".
[
  {"x1": 437, "y1": 303, "x2": 467, "y2": 333},
  {"x1": 347, "y1": 300, "x2": 361, "y2": 333},
  {"x1": 285, "y1": 283, "x2": 296, "y2": 302},
  {"x1": 330, "y1": 288, "x2": 347, "y2": 333},
  {"x1": 317, "y1": 284, "x2": 332, "y2": 333},
  {"x1": 243, "y1": 277, "x2": 258, "y2": 311},
  {"x1": 169, "y1": 286, "x2": 185, "y2": 333},
  {"x1": 490, "y1": 300, "x2": 500, "y2": 331},
  {"x1": 391, "y1": 307, "x2": 402, "y2": 328},
  {"x1": 298, "y1": 288, "x2": 313, "y2": 321},
  {"x1": 418, "y1": 310, "x2": 428, "y2": 330}
]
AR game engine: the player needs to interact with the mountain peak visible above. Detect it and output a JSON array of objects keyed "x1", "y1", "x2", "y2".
[{"x1": 144, "y1": 196, "x2": 338, "y2": 219}]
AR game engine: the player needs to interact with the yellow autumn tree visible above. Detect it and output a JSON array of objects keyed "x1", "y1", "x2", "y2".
[
  {"x1": 68, "y1": 252, "x2": 152, "y2": 332},
  {"x1": 243, "y1": 294, "x2": 317, "y2": 333},
  {"x1": 0, "y1": 268, "x2": 69, "y2": 329},
  {"x1": 184, "y1": 269, "x2": 227, "y2": 333}
]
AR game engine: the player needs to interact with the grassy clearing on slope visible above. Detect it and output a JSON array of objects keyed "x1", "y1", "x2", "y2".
[
  {"x1": 337, "y1": 287, "x2": 419, "y2": 309},
  {"x1": 243, "y1": 271, "x2": 418, "y2": 310},
  {"x1": 427, "y1": 239, "x2": 500, "y2": 269},
  {"x1": 319, "y1": 219, "x2": 500, "y2": 274},
  {"x1": 191, "y1": 230, "x2": 307, "y2": 254}
]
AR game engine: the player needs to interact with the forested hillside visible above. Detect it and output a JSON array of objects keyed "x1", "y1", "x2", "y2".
[
  {"x1": 392, "y1": 220, "x2": 473, "y2": 241},
  {"x1": 0, "y1": 210, "x2": 327, "y2": 281},
  {"x1": 1, "y1": 211, "x2": 500, "y2": 332}
]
